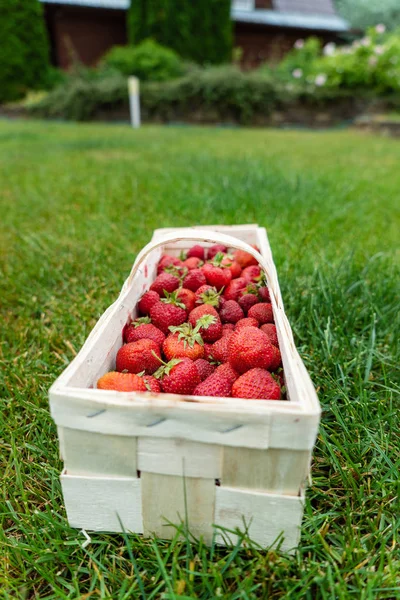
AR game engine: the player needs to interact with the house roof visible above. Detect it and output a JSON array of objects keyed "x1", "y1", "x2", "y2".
[{"x1": 40, "y1": 0, "x2": 349, "y2": 32}]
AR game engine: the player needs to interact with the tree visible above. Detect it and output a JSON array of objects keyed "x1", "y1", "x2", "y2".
[
  {"x1": 0, "y1": 0, "x2": 51, "y2": 103},
  {"x1": 128, "y1": 0, "x2": 232, "y2": 64},
  {"x1": 335, "y1": 0, "x2": 400, "y2": 32}
]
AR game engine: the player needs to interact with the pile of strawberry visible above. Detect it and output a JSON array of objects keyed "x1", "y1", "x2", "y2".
[{"x1": 97, "y1": 243, "x2": 284, "y2": 401}]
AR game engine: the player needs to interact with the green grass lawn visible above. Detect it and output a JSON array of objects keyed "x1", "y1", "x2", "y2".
[{"x1": 0, "y1": 119, "x2": 399, "y2": 599}]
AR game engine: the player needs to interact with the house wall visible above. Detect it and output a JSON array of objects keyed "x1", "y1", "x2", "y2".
[
  {"x1": 234, "y1": 22, "x2": 338, "y2": 68},
  {"x1": 44, "y1": 4, "x2": 127, "y2": 69},
  {"x1": 43, "y1": 4, "x2": 339, "y2": 71}
]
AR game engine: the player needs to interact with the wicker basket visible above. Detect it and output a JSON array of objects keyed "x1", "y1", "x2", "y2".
[{"x1": 49, "y1": 225, "x2": 320, "y2": 552}]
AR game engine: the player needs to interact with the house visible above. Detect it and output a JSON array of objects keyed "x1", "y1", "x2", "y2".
[{"x1": 41, "y1": 0, "x2": 349, "y2": 70}]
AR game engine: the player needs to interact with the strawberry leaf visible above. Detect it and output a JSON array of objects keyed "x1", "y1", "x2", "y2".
[{"x1": 133, "y1": 316, "x2": 151, "y2": 327}]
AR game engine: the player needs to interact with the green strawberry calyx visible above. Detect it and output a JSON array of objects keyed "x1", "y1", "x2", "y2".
[
  {"x1": 163, "y1": 264, "x2": 188, "y2": 281},
  {"x1": 209, "y1": 252, "x2": 229, "y2": 268},
  {"x1": 168, "y1": 315, "x2": 216, "y2": 348},
  {"x1": 196, "y1": 286, "x2": 223, "y2": 307},
  {"x1": 154, "y1": 358, "x2": 183, "y2": 380},
  {"x1": 161, "y1": 290, "x2": 186, "y2": 309},
  {"x1": 132, "y1": 316, "x2": 152, "y2": 327}
]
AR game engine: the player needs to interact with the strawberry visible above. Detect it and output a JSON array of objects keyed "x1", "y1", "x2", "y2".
[
  {"x1": 194, "y1": 358, "x2": 216, "y2": 381},
  {"x1": 232, "y1": 248, "x2": 258, "y2": 268},
  {"x1": 163, "y1": 315, "x2": 215, "y2": 361},
  {"x1": 155, "y1": 358, "x2": 200, "y2": 395},
  {"x1": 193, "y1": 372, "x2": 232, "y2": 397},
  {"x1": 235, "y1": 317, "x2": 259, "y2": 330},
  {"x1": 182, "y1": 257, "x2": 203, "y2": 270},
  {"x1": 248, "y1": 303, "x2": 274, "y2": 324},
  {"x1": 123, "y1": 318, "x2": 165, "y2": 347},
  {"x1": 207, "y1": 244, "x2": 227, "y2": 260},
  {"x1": 203, "y1": 343, "x2": 214, "y2": 361},
  {"x1": 215, "y1": 363, "x2": 239, "y2": 384},
  {"x1": 210, "y1": 330, "x2": 233, "y2": 363},
  {"x1": 187, "y1": 244, "x2": 205, "y2": 260},
  {"x1": 116, "y1": 339, "x2": 161, "y2": 375},
  {"x1": 238, "y1": 293, "x2": 259, "y2": 314},
  {"x1": 258, "y1": 286, "x2": 271, "y2": 302},
  {"x1": 150, "y1": 272, "x2": 180, "y2": 297},
  {"x1": 157, "y1": 255, "x2": 183, "y2": 274},
  {"x1": 194, "y1": 285, "x2": 223, "y2": 308},
  {"x1": 232, "y1": 368, "x2": 281, "y2": 400},
  {"x1": 228, "y1": 327, "x2": 275, "y2": 373},
  {"x1": 221, "y1": 255, "x2": 242, "y2": 278},
  {"x1": 150, "y1": 292, "x2": 187, "y2": 335},
  {"x1": 223, "y1": 277, "x2": 247, "y2": 301},
  {"x1": 97, "y1": 371, "x2": 161, "y2": 393},
  {"x1": 176, "y1": 288, "x2": 196, "y2": 312},
  {"x1": 183, "y1": 268, "x2": 207, "y2": 292},
  {"x1": 222, "y1": 323, "x2": 235, "y2": 334},
  {"x1": 260, "y1": 323, "x2": 279, "y2": 347},
  {"x1": 202, "y1": 262, "x2": 232, "y2": 290},
  {"x1": 242, "y1": 265, "x2": 262, "y2": 283},
  {"x1": 189, "y1": 305, "x2": 222, "y2": 342},
  {"x1": 138, "y1": 290, "x2": 160, "y2": 315},
  {"x1": 269, "y1": 345, "x2": 282, "y2": 371},
  {"x1": 219, "y1": 300, "x2": 244, "y2": 324}
]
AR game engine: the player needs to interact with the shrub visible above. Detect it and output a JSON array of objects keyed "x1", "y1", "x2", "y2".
[
  {"x1": 31, "y1": 66, "x2": 278, "y2": 123},
  {"x1": 0, "y1": 0, "x2": 51, "y2": 103},
  {"x1": 128, "y1": 0, "x2": 232, "y2": 65},
  {"x1": 102, "y1": 40, "x2": 184, "y2": 81}
]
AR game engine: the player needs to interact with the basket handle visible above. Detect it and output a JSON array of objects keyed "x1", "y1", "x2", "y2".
[{"x1": 123, "y1": 228, "x2": 281, "y2": 306}]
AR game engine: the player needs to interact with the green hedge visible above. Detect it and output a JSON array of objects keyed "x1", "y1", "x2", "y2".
[
  {"x1": 0, "y1": 0, "x2": 51, "y2": 103},
  {"x1": 128, "y1": 0, "x2": 232, "y2": 65},
  {"x1": 31, "y1": 67, "x2": 280, "y2": 123}
]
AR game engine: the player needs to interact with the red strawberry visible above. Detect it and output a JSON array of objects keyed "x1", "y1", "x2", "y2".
[
  {"x1": 222, "y1": 323, "x2": 235, "y2": 334},
  {"x1": 258, "y1": 286, "x2": 271, "y2": 302},
  {"x1": 269, "y1": 345, "x2": 282, "y2": 371},
  {"x1": 242, "y1": 265, "x2": 262, "y2": 283},
  {"x1": 176, "y1": 288, "x2": 196, "y2": 312},
  {"x1": 207, "y1": 244, "x2": 227, "y2": 260},
  {"x1": 210, "y1": 330, "x2": 233, "y2": 363},
  {"x1": 194, "y1": 285, "x2": 223, "y2": 308},
  {"x1": 116, "y1": 339, "x2": 161, "y2": 375},
  {"x1": 157, "y1": 255, "x2": 183, "y2": 274},
  {"x1": 228, "y1": 327, "x2": 275, "y2": 373},
  {"x1": 183, "y1": 268, "x2": 207, "y2": 292},
  {"x1": 248, "y1": 303, "x2": 274, "y2": 324},
  {"x1": 193, "y1": 372, "x2": 232, "y2": 397},
  {"x1": 155, "y1": 358, "x2": 200, "y2": 395},
  {"x1": 163, "y1": 315, "x2": 215, "y2": 361},
  {"x1": 97, "y1": 371, "x2": 161, "y2": 393},
  {"x1": 203, "y1": 343, "x2": 214, "y2": 361},
  {"x1": 189, "y1": 305, "x2": 222, "y2": 342},
  {"x1": 150, "y1": 293, "x2": 187, "y2": 335},
  {"x1": 150, "y1": 272, "x2": 180, "y2": 297},
  {"x1": 238, "y1": 293, "x2": 259, "y2": 314},
  {"x1": 163, "y1": 332, "x2": 204, "y2": 361},
  {"x1": 260, "y1": 323, "x2": 279, "y2": 347},
  {"x1": 194, "y1": 358, "x2": 216, "y2": 381},
  {"x1": 219, "y1": 300, "x2": 244, "y2": 324},
  {"x1": 123, "y1": 318, "x2": 165, "y2": 347},
  {"x1": 215, "y1": 363, "x2": 239, "y2": 384},
  {"x1": 187, "y1": 244, "x2": 205, "y2": 260},
  {"x1": 138, "y1": 290, "x2": 160, "y2": 315},
  {"x1": 223, "y1": 277, "x2": 247, "y2": 301},
  {"x1": 232, "y1": 248, "x2": 258, "y2": 268},
  {"x1": 235, "y1": 317, "x2": 259, "y2": 330},
  {"x1": 232, "y1": 368, "x2": 281, "y2": 400},
  {"x1": 202, "y1": 262, "x2": 232, "y2": 290},
  {"x1": 221, "y1": 255, "x2": 242, "y2": 279},
  {"x1": 182, "y1": 257, "x2": 203, "y2": 270}
]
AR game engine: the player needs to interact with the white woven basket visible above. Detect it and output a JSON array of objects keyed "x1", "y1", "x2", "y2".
[{"x1": 49, "y1": 224, "x2": 320, "y2": 552}]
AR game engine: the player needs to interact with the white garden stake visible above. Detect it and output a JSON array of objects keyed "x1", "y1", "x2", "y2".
[
  {"x1": 49, "y1": 225, "x2": 321, "y2": 553},
  {"x1": 128, "y1": 76, "x2": 141, "y2": 128}
]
